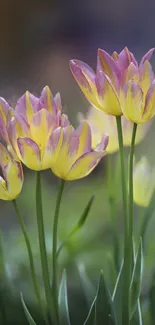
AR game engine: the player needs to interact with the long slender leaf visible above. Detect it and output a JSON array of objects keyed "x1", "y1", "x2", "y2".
[
  {"x1": 58, "y1": 270, "x2": 71, "y2": 325},
  {"x1": 83, "y1": 298, "x2": 96, "y2": 325},
  {"x1": 78, "y1": 263, "x2": 96, "y2": 306},
  {"x1": 130, "y1": 300, "x2": 142, "y2": 325},
  {"x1": 112, "y1": 262, "x2": 123, "y2": 325},
  {"x1": 130, "y1": 239, "x2": 143, "y2": 319},
  {"x1": 57, "y1": 195, "x2": 95, "y2": 257},
  {"x1": 95, "y1": 271, "x2": 117, "y2": 325},
  {"x1": 21, "y1": 293, "x2": 36, "y2": 325}
]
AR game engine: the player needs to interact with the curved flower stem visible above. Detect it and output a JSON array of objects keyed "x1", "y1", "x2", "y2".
[
  {"x1": 52, "y1": 179, "x2": 65, "y2": 325},
  {"x1": 116, "y1": 116, "x2": 129, "y2": 324},
  {"x1": 12, "y1": 199, "x2": 48, "y2": 325},
  {"x1": 35, "y1": 171, "x2": 52, "y2": 323}
]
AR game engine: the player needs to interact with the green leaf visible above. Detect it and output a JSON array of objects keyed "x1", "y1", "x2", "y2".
[
  {"x1": 83, "y1": 298, "x2": 96, "y2": 325},
  {"x1": 149, "y1": 270, "x2": 155, "y2": 324},
  {"x1": 112, "y1": 262, "x2": 123, "y2": 325},
  {"x1": 130, "y1": 300, "x2": 142, "y2": 325},
  {"x1": 58, "y1": 270, "x2": 71, "y2": 325},
  {"x1": 77, "y1": 195, "x2": 95, "y2": 228},
  {"x1": 21, "y1": 293, "x2": 37, "y2": 325},
  {"x1": 78, "y1": 263, "x2": 96, "y2": 306},
  {"x1": 95, "y1": 270, "x2": 117, "y2": 325},
  {"x1": 129, "y1": 239, "x2": 143, "y2": 319},
  {"x1": 57, "y1": 195, "x2": 95, "y2": 258}
]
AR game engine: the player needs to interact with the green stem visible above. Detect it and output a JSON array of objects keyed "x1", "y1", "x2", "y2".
[
  {"x1": 107, "y1": 154, "x2": 120, "y2": 272},
  {"x1": 116, "y1": 116, "x2": 128, "y2": 237},
  {"x1": 12, "y1": 199, "x2": 48, "y2": 325},
  {"x1": 52, "y1": 179, "x2": 65, "y2": 325},
  {"x1": 116, "y1": 116, "x2": 129, "y2": 325},
  {"x1": 125, "y1": 123, "x2": 137, "y2": 324},
  {"x1": 35, "y1": 171, "x2": 52, "y2": 322}
]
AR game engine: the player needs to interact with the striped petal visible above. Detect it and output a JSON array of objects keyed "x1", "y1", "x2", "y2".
[
  {"x1": 97, "y1": 49, "x2": 120, "y2": 88},
  {"x1": 15, "y1": 91, "x2": 39, "y2": 124},
  {"x1": 17, "y1": 137, "x2": 41, "y2": 170},
  {"x1": 143, "y1": 81, "x2": 155, "y2": 122},
  {"x1": 139, "y1": 60, "x2": 154, "y2": 94},
  {"x1": 4, "y1": 161, "x2": 23, "y2": 199},
  {"x1": 123, "y1": 62, "x2": 139, "y2": 84},
  {"x1": 0, "y1": 98, "x2": 11, "y2": 142},
  {"x1": 96, "y1": 71, "x2": 122, "y2": 115},
  {"x1": 44, "y1": 127, "x2": 64, "y2": 167},
  {"x1": 29, "y1": 109, "x2": 57, "y2": 150},
  {"x1": 140, "y1": 48, "x2": 155, "y2": 65},
  {"x1": 0, "y1": 177, "x2": 9, "y2": 200},
  {"x1": 67, "y1": 151, "x2": 106, "y2": 180},
  {"x1": 70, "y1": 60, "x2": 100, "y2": 108},
  {"x1": 121, "y1": 81, "x2": 143, "y2": 123},
  {"x1": 40, "y1": 86, "x2": 61, "y2": 114},
  {"x1": 73, "y1": 122, "x2": 92, "y2": 157}
]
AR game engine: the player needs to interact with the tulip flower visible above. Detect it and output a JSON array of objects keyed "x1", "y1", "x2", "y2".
[
  {"x1": 70, "y1": 48, "x2": 155, "y2": 123},
  {"x1": 133, "y1": 157, "x2": 155, "y2": 207},
  {"x1": 50, "y1": 122, "x2": 108, "y2": 180},
  {"x1": 4, "y1": 86, "x2": 70, "y2": 170},
  {"x1": 0, "y1": 143, "x2": 23, "y2": 200},
  {"x1": 79, "y1": 106, "x2": 152, "y2": 153}
]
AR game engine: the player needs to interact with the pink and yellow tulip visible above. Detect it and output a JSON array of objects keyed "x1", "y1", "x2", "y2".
[
  {"x1": 70, "y1": 48, "x2": 155, "y2": 123},
  {"x1": 0, "y1": 144, "x2": 23, "y2": 200},
  {"x1": 50, "y1": 122, "x2": 108, "y2": 180},
  {"x1": 2, "y1": 86, "x2": 69, "y2": 171}
]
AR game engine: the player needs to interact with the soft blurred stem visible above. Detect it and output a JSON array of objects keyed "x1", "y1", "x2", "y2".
[
  {"x1": 0, "y1": 231, "x2": 6, "y2": 278},
  {"x1": 35, "y1": 171, "x2": 52, "y2": 323},
  {"x1": 127, "y1": 122, "x2": 137, "y2": 324},
  {"x1": 12, "y1": 199, "x2": 48, "y2": 325},
  {"x1": 107, "y1": 155, "x2": 120, "y2": 272},
  {"x1": 140, "y1": 191, "x2": 155, "y2": 249},
  {"x1": 0, "y1": 231, "x2": 7, "y2": 324},
  {"x1": 116, "y1": 116, "x2": 129, "y2": 325},
  {"x1": 52, "y1": 179, "x2": 65, "y2": 325}
]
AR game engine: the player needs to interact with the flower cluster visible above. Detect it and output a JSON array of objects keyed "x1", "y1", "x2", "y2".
[
  {"x1": 0, "y1": 87, "x2": 108, "y2": 200},
  {"x1": 70, "y1": 48, "x2": 155, "y2": 123}
]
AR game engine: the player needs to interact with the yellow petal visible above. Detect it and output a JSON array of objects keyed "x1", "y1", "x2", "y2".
[
  {"x1": 139, "y1": 60, "x2": 154, "y2": 95},
  {"x1": 0, "y1": 177, "x2": 9, "y2": 200},
  {"x1": 67, "y1": 151, "x2": 105, "y2": 180},
  {"x1": 121, "y1": 81, "x2": 143, "y2": 123},
  {"x1": 29, "y1": 109, "x2": 56, "y2": 154},
  {"x1": 97, "y1": 72, "x2": 122, "y2": 115},
  {"x1": 17, "y1": 137, "x2": 41, "y2": 170},
  {"x1": 6, "y1": 161, "x2": 23, "y2": 199}
]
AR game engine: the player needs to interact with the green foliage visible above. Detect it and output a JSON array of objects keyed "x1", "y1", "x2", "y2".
[
  {"x1": 21, "y1": 293, "x2": 37, "y2": 325},
  {"x1": 58, "y1": 270, "x2": 71, "y2": 325}
]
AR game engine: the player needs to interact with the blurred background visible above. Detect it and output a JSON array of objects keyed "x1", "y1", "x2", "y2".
[{"x1": 0, "y1": 0, "x2": 155, "y2": 324}]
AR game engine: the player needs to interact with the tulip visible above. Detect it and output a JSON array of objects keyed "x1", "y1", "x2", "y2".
[
  {"x1": 70, "y1": 48, "x2": 155, "y2": 123},
  {"x1": 133, "y1": 157, "x2": 155, "y2": 207},
  {"x1": 50, "y1": 122, "x2": 108, "y2": 180},
  {"x1": 79, "y1": 106, "x2": 152, "y2": 153},
  {"x1": 0, "y1": 143, "x2": 23, "y2": 200},
  {"x1": 4, "y1": 86, "x2": 70, "y2": 170}
]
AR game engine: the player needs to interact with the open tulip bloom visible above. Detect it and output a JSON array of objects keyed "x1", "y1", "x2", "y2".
[
  {"x1": 70, "y1": 47, "x2": 155, "y2": 123},
  {"x1": 0, "y1": 49, "x2": 155, "y2": 325}
]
